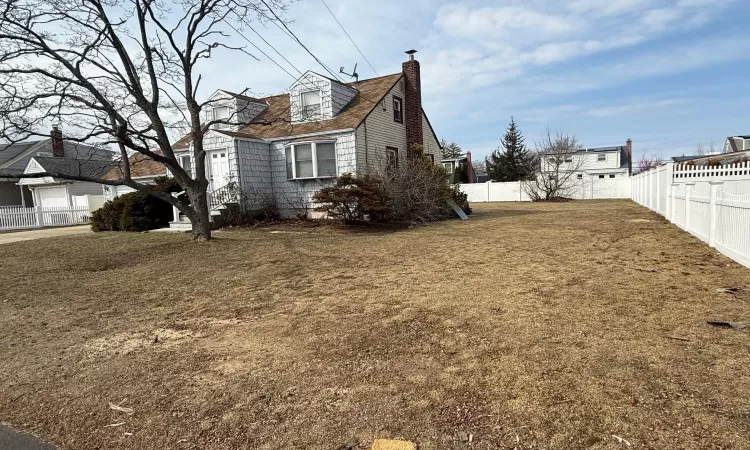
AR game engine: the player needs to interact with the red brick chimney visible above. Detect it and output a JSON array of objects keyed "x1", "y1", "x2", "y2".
[
  {"x1": 465, "y1": 151, "x2": 473, "y2": 183},
  {"x1": 51, "y1": 125, "x2": 64, "y2": 157},
  {"x1": 402, "y1": 50, "x2": 423, "y2": 156},
  {"x1": 626, "y1": 139, "x2": 633, "y2": 176}
]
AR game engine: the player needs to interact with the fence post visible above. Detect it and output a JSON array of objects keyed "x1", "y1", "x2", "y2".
[
  {"x1": 684, "y1": 182, "x2": 695, "y2": 231},
  {"x1": 708, "y1": 181, "x2": 723, "y2": 247},
  {"x1": 668, "y1": 183, "x2": 677, "y2": 223},
  {"x1": 35, "y1": 206, "x2": 43, "y2": 228}
]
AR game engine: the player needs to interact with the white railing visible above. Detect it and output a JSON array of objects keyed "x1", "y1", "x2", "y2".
[
  {"x1": 0, "y1": 205, "x2": 92, "y2": 231},
  {"x1": 631, "y1": 160, "x2": 750, "y2": 268}
]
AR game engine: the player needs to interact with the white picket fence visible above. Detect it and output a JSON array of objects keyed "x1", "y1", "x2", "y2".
[
  {"x1": 0, "y1": 205, "x2": 92, "y2": 231},
  {"x1": 461, "y1": 177, "x2": 632, "y2": 203},
  {"x1": 631, "y1": 161, "x2": 750, "y2": 268}
]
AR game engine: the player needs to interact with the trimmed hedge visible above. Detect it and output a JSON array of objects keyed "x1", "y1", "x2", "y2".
[{"x1": 91, "y1": 177, "x2": 183, "y2": 232}]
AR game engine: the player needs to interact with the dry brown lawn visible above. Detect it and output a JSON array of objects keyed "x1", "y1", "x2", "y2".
[{"x1": 1, "y1": 200, "x2": 749, "y2": 450}]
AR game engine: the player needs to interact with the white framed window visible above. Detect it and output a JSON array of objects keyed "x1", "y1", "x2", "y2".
[
  {"x1": 178, "y1": 154, "x2": 192, "y2": 175},
  {"x1": 212, "y1": 106, "x2": 231, "y2": 129},
  {"x1": 609, "y1": 174, "x2": 616, "y2": 178},
  {"x1": 598, "y1": 174, "x2": 605, "y2": 179},
  {"x1": 285, "y1": 141, "x2": 338, "y2": 179},
  {"x1": 443, "y1": 162, "x2": 454, "y2": 173},
  {"x1": 386, "y1": 147, "x2": 398, "y2": 174},
  {"x1": 393, "y1": 96, "x2": 403, "y2": 123},
  {"x1": 576, "y1": 173, "x2": 583, "y2": 179},
  {"x1": 564, "y1": 156, "x2": 573, "y2": 163},
  {"x1": 300, "y1": 90, "x2": 322, "y2": 119},
  {"x1": 597, "y1": 153, "x2": 606, "y2": 162}
]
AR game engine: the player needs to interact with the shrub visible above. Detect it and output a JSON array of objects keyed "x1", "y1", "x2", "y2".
[
  {"x1": 312, "y1": 173, "x2": 391, "y2": 223},
  {"x1": 91, "y1": 178, "x2": 179, "y2": 232},
  {"x1": 381, "y1": 145, "x2": 462, "y2": 222},
  {"x1": 313, "y1": 146, "x2": 471, "y2": 225}
]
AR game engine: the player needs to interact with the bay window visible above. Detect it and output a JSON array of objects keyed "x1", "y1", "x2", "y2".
[{"x1": 285, "y1": 141, "x2": 338, "y2": 179}]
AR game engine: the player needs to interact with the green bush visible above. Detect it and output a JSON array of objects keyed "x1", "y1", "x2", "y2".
[
  {"x1": 91, "y1": 178, "x2": 180, "y2": 232},
  {"x1": 312, "y1": 173, "x2": 391, "y2": 223},
  {"x1": 449, "y1": 184, "x2": 472, "y2": 216}
]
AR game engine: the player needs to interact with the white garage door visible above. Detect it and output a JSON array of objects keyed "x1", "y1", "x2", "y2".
[{"x1": 37, "y1": 186, "x2": 68, "y2": 207}]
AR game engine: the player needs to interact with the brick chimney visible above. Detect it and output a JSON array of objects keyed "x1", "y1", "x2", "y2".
[
  {"x1": 402, "y1": 50, "x2": 423, "y2": 156},
  {"x1": 51, "y1": 125, "x2": 64, "y2": 157},
  {"x1": 626, "y1": 139, "x2": 632, "y2": 176},
  {"x1": 465, "y1": 151, "x2": 473, "y2": 183}
]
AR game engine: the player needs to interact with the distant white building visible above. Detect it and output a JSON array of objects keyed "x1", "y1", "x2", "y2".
[{"x1": 542, "y1": 140, "x2": 632, "y2": 181}]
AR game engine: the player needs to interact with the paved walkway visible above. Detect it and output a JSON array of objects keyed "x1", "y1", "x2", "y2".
[
  {"x1": 0, "y1": 424, "x2": 55, "y2": 450},
  {"x1": 0, "y1": 225, "x2": 91, "y2": 245}
]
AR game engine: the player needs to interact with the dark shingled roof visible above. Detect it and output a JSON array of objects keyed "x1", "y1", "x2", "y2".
[
  {"x1": 173, "y1": 73, "x2": 403, "y2": 149},
  {"x1": 33, "y1": 156, "x2": 114, "y2": 179},
  {"x1": 0, "y1": 140, "x2": 46, "y2": 173}
]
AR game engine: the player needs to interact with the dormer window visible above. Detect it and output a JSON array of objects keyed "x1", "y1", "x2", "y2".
[
  {"x1": 393, "y1": 96, "x2": 403, "y2": 123},
  {"x1": 300, "y1": 90, "x2": 322, "y2": 119},
  {"x1": 213, "y1": 106, "x2": 230, "y2": 129},
  {"x1": 597, "y1": 154, "x2": 606, "y2": 162}
]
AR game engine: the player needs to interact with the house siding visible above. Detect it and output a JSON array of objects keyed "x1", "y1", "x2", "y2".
[
  {"x1": 236, "y1": 139, "x2": 273, "y2": 197},
  {"x1": 0, "y1": 181, "x2": 24, "y2": 206},
  {"x1": 330, "y1": 81, "x2": 358, "y2": 116},
  {"x1": 268, "y1": 131, "x2": 356, "y2": 217},
  {"x1": 67, "y1": 181, "x2": 106, "y2": 196},
  {"x1": 354, "y1": 77, "x2": 407, "y2": 174},
  {"x1": 421, "y1": 113, "x2": 441, "y2": 163},
  {"x1": 289, "y1": 72, "x2": 335, "y2": 122}
]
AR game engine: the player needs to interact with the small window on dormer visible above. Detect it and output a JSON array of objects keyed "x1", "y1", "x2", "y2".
[
  {"x1": 393, "y1": 96, "x2": 403, "y2": 123},
  {"x1": 213, "y1": 106, "x2": 230, "y2": 129},
  {"x1": 301, "y1": 90, "x2": 321, "y2": 119},
  {"x1": 597, "y1": 154, "x2": 606, "y2": 161}
]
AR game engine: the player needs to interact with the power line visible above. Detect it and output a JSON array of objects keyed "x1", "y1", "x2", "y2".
[
  {"x1": 319, "y1": 0, "x2": 378, "y2": 76},
  {"x1": 259, "y1": 0, "x2": 346, "y2": 83},
  {"x1": 222, "y1": 19, "x2": 298, "y2": 81},
  {"x1": 239, "y1": 18, "x2": 304, "y2": 77}
]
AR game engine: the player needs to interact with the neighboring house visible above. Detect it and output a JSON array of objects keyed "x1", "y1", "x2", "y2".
[
  {"x1": 1, "y1": 127, "x2": 113, "y2": 207},
  {"x1": 441, "y1": 152, "x2": 475, "y2": 183},
  {"x1": 543, "y1": 140, "x2": 633, "y2": 180},
  {"x1": 723, "y1": 135, "x2": 750, "y2": 153},
  {"x1": 19, "y1": 157, "x2": 113, "y2": 211},
  {"x1": 168, "y1": 50, "x2": 441, "y2": 221},
  {"x1": 101, "y1": 152, "x2": 170, "y2": 201},
  {"x1": 671, "y1": 149, "x2": 750, "y2": 165}
]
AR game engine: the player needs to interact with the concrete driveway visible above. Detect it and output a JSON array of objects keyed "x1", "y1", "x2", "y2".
[
  {"x1": 0, "y1": 425, "x2": 55, "y2": 450},
  {"x1": 0, "y1": 225, "x2": 91, "y2": 245}
]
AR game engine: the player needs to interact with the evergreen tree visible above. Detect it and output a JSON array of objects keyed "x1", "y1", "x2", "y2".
[
  {"x1": 440, "y1": 139, "x2": 463, "y2": 159},
  {"x1": 486, "y1": 117, "x2": 533, "y2": 181}
]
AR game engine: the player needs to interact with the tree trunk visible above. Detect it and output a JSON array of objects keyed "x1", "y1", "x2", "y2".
[{"x1": 188, "y1": 187, "x2": 212, "y2": 241}]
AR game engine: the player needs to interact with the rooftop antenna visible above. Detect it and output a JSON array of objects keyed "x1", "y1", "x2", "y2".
[{"x1": 339, "y1": 63, "x2": 359, "y2": 82}]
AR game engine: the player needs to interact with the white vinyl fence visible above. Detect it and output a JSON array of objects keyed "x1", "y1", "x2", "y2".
[
  {"x1": 461, "y1": 177, "x2": 632, "y2": 203},
  {"x1": 631, "y1": 161, "x2": 750, "y2": 268},
  {"x1": 0, "y1": 205, "x2": 92, "y2": 231}
]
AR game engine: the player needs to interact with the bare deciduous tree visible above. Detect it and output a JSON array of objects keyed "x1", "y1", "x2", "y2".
[
  {"x1": 637, "y1": 154, "x2": 661, "y2": 173},
  {"x1": 0, "y1": 0, "x2": 288, "y2": 240},
  {"x1": 524, "y1": 128, "x2": 584, "y2": 201}
]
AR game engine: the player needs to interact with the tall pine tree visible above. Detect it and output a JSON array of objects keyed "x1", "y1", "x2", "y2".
[
  {"x1": 486, "y1": 117, "x2": 532, "y2": 182},
  {"x1": 440, "y1": 139, "x2": 463, "y2": 159}
]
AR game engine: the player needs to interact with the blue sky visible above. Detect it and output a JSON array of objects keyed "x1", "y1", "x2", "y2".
[{"x1": 199, "y1": 0, "x2": 750, "y2": 163}]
